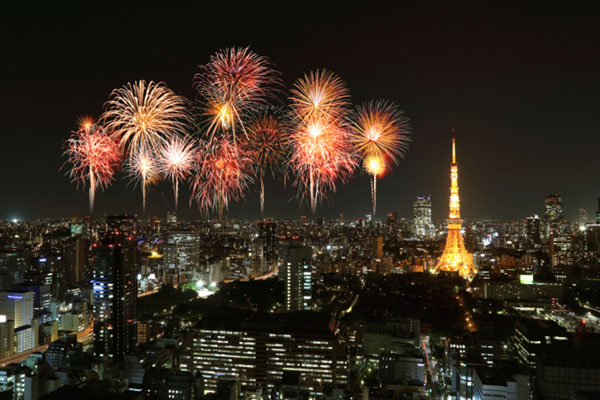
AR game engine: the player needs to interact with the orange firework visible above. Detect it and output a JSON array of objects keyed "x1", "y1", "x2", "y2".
[
  {"x1": 194, "y1": 47, "x2": 281, "y2": 141},
  {"x1": 349, "y1": 100, "x2": 411, "y2": 215},
  {"x1": 63, "y1": 119, "x2": 122, "y2": 214},
  {"x1": 289, "y1": 70, "x2": 357, "y2": 213},
  {"x1": 102, "y1": 80, "x2": 191, "y2": 160},
  {"x1": 245, "y1": 106, "x2": 290, "y2": 214},
  {"x1": 159, "y1": 135, "x2": 197, "y2": 211},
  {"x1": 191, "y1": 137, "x2": 253, "y2": 218},
  {"x1": 289, "y1": 69, "x2": 350, "y2": 123}
]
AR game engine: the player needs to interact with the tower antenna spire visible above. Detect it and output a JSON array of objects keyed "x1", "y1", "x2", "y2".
[{"x1": 452, "y1": 129, "x2": 456, "y2": 164}]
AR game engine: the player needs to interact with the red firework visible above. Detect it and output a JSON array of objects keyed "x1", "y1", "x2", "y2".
[
  {"x1": 289, "y1": 70, "x2": 357, "y2": 213},
  {"x1": 190, "y1": 137, "x2": 253, "y2": 218},
  {"x1": 63, "y1": 120, "x2": 122, "y2": 214},
  {"x1": 194, "y1": 46, "x2": 281, "y2": 141}
]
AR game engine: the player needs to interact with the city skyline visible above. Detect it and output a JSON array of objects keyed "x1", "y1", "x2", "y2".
[{"x1": 3, "y1": 3, "x2": 600, "y2": 221}]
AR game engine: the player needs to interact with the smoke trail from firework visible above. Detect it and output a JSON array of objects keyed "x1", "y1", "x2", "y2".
[
  {"x1": 246, "y1": 106, "x2": 290, "y2": 214},
  {"x1": 289, "y1": 70, "x2": 357, "y2": 213},
  {"x1": 190, "y1": 137, "x2": 253, "y2": 218},
  {"x1": 349, "y1": 100, "x2": 411, "y2": 215},
  {"x1": 194, "y1": 47, "x2": 281, "y2": 141},
  {"x1": 127, "y1": 150, "x2": 161, "y2": 212},
  {"x1": 102, "y1": 80, "x2": 191, "y2": 160},
  {"x1": 159, "y1": 135, "x2": 196, "y2": 210},
  {"x1": 63, "y1": 119, "x2": 121, "y2": 214}
]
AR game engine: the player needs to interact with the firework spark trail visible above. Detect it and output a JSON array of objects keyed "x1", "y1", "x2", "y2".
[
  {"x1": 159, "y1": 135, "x2": 197, "y2": 210},
  {"x1": 246, "y1": 106, "x2": 290, "y2": 214},
  {"x1": 63, "y1": 120, "x2": 121, "y2": 214},
  {"x1": 289, "y1": 70, "x2": 357, "y2": 213},
  {"x1": 127, "y1": 150, "x2": 161, "y2": 213},
  {"x1": 102, "y1": 80, "x2": 191, "y2": 160},
  {"x1": 190, "y1": 137, "x2": 253, "y2": 218},
  {"x1": 349, "y1": 100, "x2": 411, "y2": 215},
  {"x1": 194, "y1": 47, "x2": 281, "y2": 142}
]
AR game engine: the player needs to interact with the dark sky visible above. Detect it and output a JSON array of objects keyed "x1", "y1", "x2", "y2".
[{"x1": 2, "y1": 2, "x2": 600, "y2": 221}]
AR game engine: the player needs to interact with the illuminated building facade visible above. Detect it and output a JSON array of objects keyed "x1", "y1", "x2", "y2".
[
  {"x1": 92, "y1": 236, "x2": 137, "y2": 360},
  {"x1": 525, "y1": 215, "x2": 541, "y2": 249},
  {"x1": 413, "y1": 196, "x2": 433, "y2": 237},
  {"x1": 280, "y1": 242, "x2": 312, "y2": 311},
  {"x1": 180, "y1": 312, "x2": 348, "y2": 397},
  {"x1": 164, "y1": 231, "x2": 200, "y2": 271},
  {"x1": 258, "y1": 220, "x2": 278, "y2": 272},
  {"x1": 544, "y1": 194, "x2": 563, "y2": 237},
  {"x1": 434, "y1": 138, "x2": 476, "y2": 279}
]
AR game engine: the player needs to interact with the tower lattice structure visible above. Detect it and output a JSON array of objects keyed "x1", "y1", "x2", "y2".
[{"x1": 434, "y1": 137, "x2": 476, "y2": 279}]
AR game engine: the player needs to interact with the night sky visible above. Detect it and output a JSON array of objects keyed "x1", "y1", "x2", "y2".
[{"x1": 3, "y1": 2, "x2": 600, "y2": 221}]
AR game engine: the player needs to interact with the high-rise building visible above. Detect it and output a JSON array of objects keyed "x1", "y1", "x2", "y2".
[
  {"x1": 258, "y1": 221, "x2": 278, "y2": 272},
  {"x1": 65, "y1": 237, "x2": 88, "y2": 285},
  {"x1": 0, "y1": 316, "x2": 14, "y2": 358},
  {"x1": 413, "y1": 196, "x2": 433, "y2": 237},
  {"x1": 280, "y1": 242, "x2": 312, "y2": 311},
  {"x1": 92, "y1": 236, "x2": 137, "y2": 360},
  {"x1": 386, "y1": 212, "x2": 398, "y2": 236},
  {"x1": 578, "y1": 208, "x2": 589, "y2": 227},
  {"x1": 0, "y1": 291, "x2": 34, "y2": 329},
  {"x1": 525, "y1": 215, "x2": 541, "y2": 248},
  {"x1": 164, "y1": 231, "x2": 200, "y2": 271},
  {"x1": 544, "y1": 194, "x2": 563, "y2": 236},
  {"x1": 434, "y1": 138, "x2": 476, "y2": 279},
  {"x1": 596, "y1": 197, "x2": 600, "y2": 224}
]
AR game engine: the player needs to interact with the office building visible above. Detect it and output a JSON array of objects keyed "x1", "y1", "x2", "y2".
[
  {"x1": 0, "y1": 316, "x2": 14, "y2": 358},
  {"x1": 258, "y1": 220, "x2": 278, "y2": 272},
  {"x1": 386, "y1": 212, "x2": 398, "y2": 236},
  {"x1": 545, "y1": 194, "x2": 563, "y2": 236},
  {"x1": 92, "y1": 236, "x2": 137, "y2": 360},
  {"x1": 413, "y1": 196, "x2": 432, "y2": 237},
  {"x1": 511, "y1": 318, "x2": 568, "y2": 369},
  {"x1": 164, "y1": 231, "x2": 200, "y2": 271},
  {"x1": 525, "y1": 215, "x2": 541, "y2": 248},
  {"x1": 536, "y1": 342, "x2": 600, "y2": 400},
  {"x1": 0, "y1": 291, "x2": 34, "y2": 329},
  {"x1": 280, "y1": 242, "x2": 312, "y2": 311},
  {"x1": 181, "y1": 311, "x2": 348, "y2": 397}
]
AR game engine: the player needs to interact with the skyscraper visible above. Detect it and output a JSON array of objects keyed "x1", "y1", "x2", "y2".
[
  {"x1": 386, "y1": 212, "x2": 398, "y2": 236},
  {"x1": 258, "y1": 221, "x2": 278, "y2": 273},
  {"x1": 544, "y1": 194, "x2": 563, "y2": 236},
  {"x1": 92, "y1": 236, "x2": 137, "y2": 360},
  {"x1": 525, "y1": 215, "x2": 541, "y2": 249},
  {"x1": 434, "y1": 138, "x2": 476, "y2": 279},
  {"x1": 596, "y1": 197, "x2": 600, "y2": 224},
  {"x1": 413, "y1": 196, "x2": 433, "y2": 237},
  {"x1": 280, "y1": 242, "x2": 312, "y2": 311},
  {"x1": 164, "y1": 231, "x2": 200, "y2": 271}
]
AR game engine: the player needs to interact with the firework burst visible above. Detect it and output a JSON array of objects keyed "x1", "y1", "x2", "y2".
[
  {"x1": 63, "y1": 119, "x2": 122, "y2": 214},
  {"x1": 246, "y1": 106, "x2": 290, "y2": 214},
  {"x1": 194, "y1": 46, "x2": 281, "y2": 141},
  {"x1": 349, "y1": 100, "x2": 411, "y2": 215},
  {"x1": 159, "y1": 135, "x2": 197, "y2": 210},
  {"x1": 191, "y1": 137, "x2": 253, "y2": 218},
  {"x1": 289, "y1": 70, "x2": 356, "y2": 213},
  {"x1": 102, "y1": 80, "x2": 191, "y2": 160},
  {"x1": 289, "y1": 69, "x2": 350, "y2": 123},
  {"x1": 127, "y1": 150, "x2": 161, "y2": 212}
]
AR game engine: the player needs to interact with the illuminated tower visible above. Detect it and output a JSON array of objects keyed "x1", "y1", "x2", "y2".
[{"x1": 434, "y1": 138, "x2": 476, "y2": 279}]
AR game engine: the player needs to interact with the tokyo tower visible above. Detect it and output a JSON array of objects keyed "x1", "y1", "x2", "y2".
[{"x1": 434, "y1": 137, "x2": 477, "y2": 279}]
